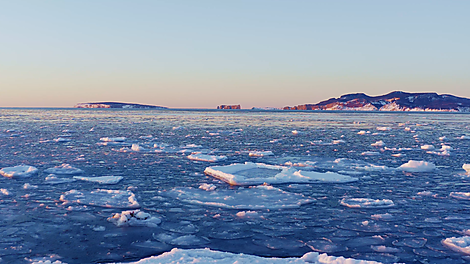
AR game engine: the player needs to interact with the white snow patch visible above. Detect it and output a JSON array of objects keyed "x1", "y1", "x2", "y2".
[
  {"x1": 0, "y1": 165, "x2": 38, "y2": 178},
  {"x1": 107, "y1": 209, "x2": 161, "y2": 227},
  {"x1": 60, "y1": 189, "x2": 139, "y2": 209},
  {"x1": 187, "y1": 154, "x2": 227, "y2": 162},
  {"x1": 204, "y1": 162, "x2": 357, "y2": 186},
  {"x1": 44, "y1": 164, "x2": 83, "y2": 175},
  {"x1": 340, "y1": 198, "x2": 394, "y2": 208},
  {"x1": 121, "y1": 248, "x2": 384, "y2": 264},
  {"x1": 398, "y1": 160, "x2": 436, "y2": 172},
  {"x1": 162, "y1": 185, "x2": 314, "y2": 210},
  {"x1": 73, "y1": 176, "x2": 123, "y2": 184}
]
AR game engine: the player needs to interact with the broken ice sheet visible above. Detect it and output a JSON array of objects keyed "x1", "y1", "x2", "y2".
[{"x1": 60, "y1": 189, "x2": 140, "y2": 209}]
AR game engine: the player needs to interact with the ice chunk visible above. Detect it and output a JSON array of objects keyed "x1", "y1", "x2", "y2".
[
  {"x1": 73, "y1": 176, "x2": 123, "y2": 184},
  {"x1": 398, "y1": 160, "x2": 436, "y2": 172},
  {"x1": 340, "y1": 198, "x2": 394, "y2": 208},
  {"x1": 44, "y1": 164, "x2": 83, "y2": 175},
  {"x1": 124, "y1": 248, "x2": 385, "y2": 264},
  {"x1": 371, "y1": 141, "x2": 385, "y2": 147},
  {"x1": 187, "y1": 154, "x2": 227, "y2": 162},
  {"x1": 199, "y1": 183, "x2": 216, "y2": 191},
  {"x1": 44, "y1": 174, "x2": 76, "y2": 184},
  {"x1": 53, "y1": 137, "x2": 71, "y2": 143},
  {"x1": 463, "y1": 164, "x2": 470, "y2": 173},
  {"x1": 370, "y1": 245, "x2": 401, "y2": 253},
  {"x1": 442, "y1": 236, "x2": 470, "y2": 255},
  {"x1": 1, "y1": 188, "x2": 10, "y2": 195},
  {"x1": 236, "y1": 211, "x2": 260, "y2": 218},
  {"x1": 376, "y1": 127, "x2": 391, "y2": 131},
  {"x1": 450, "y1": 192, "x2": 470, "y2": 200},
  {"x1": 361, "y1": 151, "x2": 380, "y2": 156},
  {"x1": 162, "y1": 185, "x2": 314, "y2": 209},
  {"x1": 249, "y1": 151, "x2": 274, "y2": 157},
  {"x1": 107, "y1": 209, "x2": 161, "y2": 227},
  {"x1": 131, "y1": 144, "x2": 145, "y2": 151},
  {"x1": 420, "y1": 145, "x2": 435, "y2": 150},
  {"x1": 204, "y1": 162, "x2": 357, "y2": 186},
  {"x1": 60, "y1": 189, "x2": 140, "y2": 209},
  {"x1": 357, "y1": 130, "x2": 370, "y2": 135},
  {"x1": 371, "y1": 213, "x2": 394, "y2": 221},
  {"x1": 100, "y1": 137, "x2": 126, "y2": 142},
  {"x1": 0, "y1": 165, "x2": 38, "y2": 178},
  {"x1": 23, "y1": 183, "x2": 38, "y2": 189}
]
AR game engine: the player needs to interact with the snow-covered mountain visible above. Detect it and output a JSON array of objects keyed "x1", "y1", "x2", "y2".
[
  {"x1": 283, "y1": 91, "x2": 470, "y2": 112},
  {"x1": 75, "y1": 102, "x2": 167, "y2": 109}
]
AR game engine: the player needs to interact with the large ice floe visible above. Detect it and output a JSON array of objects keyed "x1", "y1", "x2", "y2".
[
  {"x1": 73, "y1": 176, "x2": 123, "y2": 184},
  {"x1": 162, "y1": 185, "x2": 314, "y2": 209},
  {"x1": 0, "y1": 165, "x2": 38, "y2": 178},
  {"x1": 397, "y1": 160, "x2": 436, "y2": 172},
  {"x1": 340, "y1": 198, "x2": 395, "y2": 208},
  {"x1": 121, "y1": 248, "x2": 384, "y2": 264},
  {"x1": 60, "y1": 189, "x2": 140, "y2": 209},
  {"x1": 442, "y1": 236, "x2": 470, "y2": 255},
  {"x1": 204, "y1": 162, "x2": 357, "y2": 186},
  {"x1": 44, "y1": 164, "x2": 84, "y2": 175},
  {"x1": 187, "y1": 153, "x2": 228, "y2": 162},
  {"x1": 107, "y1": 209, "x2": 161, "y2": 227}
]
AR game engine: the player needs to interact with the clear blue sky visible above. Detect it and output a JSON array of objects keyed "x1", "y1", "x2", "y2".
[{"x1": 1, "y1": 1, "x2": 469, "y2": 108}]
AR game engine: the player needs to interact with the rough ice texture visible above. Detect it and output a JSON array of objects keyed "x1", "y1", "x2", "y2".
[
  {"x1": 44, "y1": 164, "x2": 83, "y2": 175},
  {"x1": 340, "y1": 198, "x2": 395, "y2": 208},
  {"x1": 73, "y1": 176, "x2": 123, "y2": 184},
  {"x1": 107, "y1": 209, "x2": 161, "y2": 227},
  {"x1": 442, "y1": 236, "x2": 470, "y2": 255},
  {"x1": 187, "y1": 154, "x2": 228, "y2": 162},
  {"x1": 121, "y1": 248, "x2": 384, "y2": 264},
  {"x1": 60, "y1": 189, "x2": 140, "y2": 209},
  {"x1": 162, "y1": 185, "x2": 314, "y2": 210},
  {"x1": 0, "y1": 165, "x2": 38, "y2": 178},
  {"x1": 204, "y1": 162, "x2": 357, "y2": 186},
  {"x1": 249, "y1": 151, "x2": 274, "y2": 157},
  {"x1": 398, "y1": 160, "x2": 436, "y2": 172}
]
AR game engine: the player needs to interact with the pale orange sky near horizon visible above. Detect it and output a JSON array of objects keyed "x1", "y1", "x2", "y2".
[{"x1": 1, "y1": 1, "x2": 469, "y2": 108}]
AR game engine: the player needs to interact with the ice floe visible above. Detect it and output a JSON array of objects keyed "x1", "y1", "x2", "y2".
[
  {"x1": 463, "y1": 164, "x2": 470, "y2": 173},
  {"x1": 60, "y1": 189, "x2": 139, "y2": 209},
  {"x1": 100, "y1": 137, "x2": 127, "y2": 142},
  {"x1": 340, "y1": 198, "x2": 395, "y2": 208},
  {"x1": 204, "y1": 162, "x2": 358, "y2": 186},
  {"x1": 449, "y1": 192, "x2": 470, "y2": 200},
  {"x1": 249, "y1": 151, "x2": 274, "y2": 157},
  {"x1": 44, "y1": 174, "x2": 76, "y2": 184},
  {"x1": 199, "y1": 183, "x2": 216, "y2": 191},
  {"x1": 162, "y1": 185, "x2": 314, "y2": 209},
  {"x1": 420, "y1": 144, "x2": 435, "y2": 150},
  {"x1": 1, "y1": 188, "x2": 10, "y2": 196},
  {"x1": 187, "y1": 153, "x2": 227, "y2": 162},
  {"x1": 44, "y1": 164, "x2": 83, "y2": 175},
  {"x1": 73, "y1": 176, "x2": 123, "y2": 184},
  {"x1": 0, "y1": 165, "x2": 38, "y2": 178},
  {"x1": 442, "y1": 236, "x2": 470, "y2": 255},
  {"x1": 398, "y1": 160, "x2": 436, "y2": 172},
  {"x1": 371, "y1": 141, "x2": 385, "y2": 147},
  {"x1": 107, "y1": 209, "x2": 161, "y2": 227},
  {"x1": 123, "y1": 248, "x2": 384, "y2": 264},
  {"x1": 376, "y1": 127, "x2": 391, "y2": 131}
]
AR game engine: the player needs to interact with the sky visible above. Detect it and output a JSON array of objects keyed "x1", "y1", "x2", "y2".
[{"x1": 1, "y1": 1, "x2": 469, "y2": 108}]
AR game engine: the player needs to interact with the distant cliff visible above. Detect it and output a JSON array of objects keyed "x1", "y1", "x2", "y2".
[
  {"x1": 217, "y1": 105, "x2": 241, "y2": 109},
  {"x1": 75, "y1": 102, "x2": 167, "y2": 109},
  {"x1": 283, "y1": 91, "x2": 470, "y2": 112}
]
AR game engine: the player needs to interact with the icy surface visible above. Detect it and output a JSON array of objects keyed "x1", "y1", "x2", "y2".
[
  {"x1": 2, "y1": 109, "x2": 470, "y2": 263},
  {"x1": 340, "y1": 198, "x2": 395, "y2": 208},
  {"x1": 0, "y1": 165, "x2": 38, "y2": 178},
  {"x1": 73, "y1": 176, "x2": 123, "y2": 184},
  {"x1": 44, "y1": 164, "x2": 84, "y2": 175},
  {"x1": 187, "y1": 153, "x2": 228, "y2": 162},
  {"x1": 398, "y1": 160, "x2": 436, "y2": 172},
  {"x1": 204, "y1": 162, "x2": 358, "y2": 185},
  {"x1": 107, "y1": 209, "x2": 161, "y2": 227}
]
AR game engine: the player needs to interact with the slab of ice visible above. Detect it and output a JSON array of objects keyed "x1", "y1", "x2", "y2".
[
  {"x1": 340, "y1": 198, "x2": 395, "y2": 208},
  {"x1": 100, "y1": 137, "x2": 126, "y2": 142},
  {"x1": 249, "y1": 151, "x2": 274, "y2": 157},
  {"x1": 371, "y1": 141, "x2": 385, "y2": 147},
  {"x1": 361, "y1": 151, "x2": 380, "y2": 156},
  {"x1": 450, "y1": 192, "x2": 470, "y2": 200},
  {"x1": 204, "y1": 162, "x2": 357, "y2": 186},
  {"x1": 44, "y1": 164, "x2": 83, "y2": 175},
  {"x1": 442, "y1": 236, "x2": 470, "y2": 255},
  {"x1": 357, "y1": 130, "x2": 370, "y2": 135},
  {"x1": 0, "y1": 165, "x2": 38, "y2": 178},
  {"x1": 463, "y1": 164, "x2": 470, "y2": 173},
  {"x1": 131, "y1": 144, "x2": 146, "y2": 151},
  {"x1": 73, "y1": 176, "x2": 123, "y2": 184},
  {"x1": 53, "y1": 137, "x2": 71, "y2": 143},
  {"x1": 398, "y1": 160, "x2": 436, "y2": 172},
  {"x1": 376, "y1": 127, "x2": 391, "y2": 131},
  {"x1": 107, "y1": 209, "x2": 161, "y2": 227},
  {"x1": 60, "y1": 189, "x2": 140, "y2": 209},
  {"x1": 122, "y1": 248, "x2": 385, "y2": 264},
  {"x1": 420, "y1": 145, "x2": 435, "y2": 150},
  {"x1": 162, "y1": 185, "x2": 314, "y2": 209},
  {"x1": 44, "y1": 174, "x2": 76, "y2": 184},
  {"x1": 187, "y1": 154, "x2": 227, "y2": 162}
]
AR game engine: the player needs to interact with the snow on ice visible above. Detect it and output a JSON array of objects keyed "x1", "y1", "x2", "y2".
[
  {"x1": 442, "y1": 236, "x2": 470, "y2": 255},
  {"x1": 73, "y1": 176, "x2": 123, "y2": 184},
  {"x1": 0, "y1": 165, "x2": 38, "y2": 178},
  {"x1": 398, "y1": 160, "x2": 436, "y2": 172},
  {"x1": 44, "y1": 164, "x2": 84, "y2": 175}
]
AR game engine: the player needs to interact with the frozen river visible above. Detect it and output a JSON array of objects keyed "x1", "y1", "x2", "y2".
[{"x1": 1, "y1": 109, "x2": 470, "y2": 263}]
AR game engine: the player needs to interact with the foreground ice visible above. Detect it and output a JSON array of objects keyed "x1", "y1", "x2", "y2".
[
  {"x1": 442, "y1": 236, "x2": 470, "y2": 255},
  {"x1": 398, "y1": 160, "x2": 436, "y2": 172},
  {"x1": 204, "y1": 162, "x2": 357, "y2": 186},
  {"x1": 107, "y1": 209, "x2": 161, "y2": 227},
  {"x1": 340, "y1": 198, "x2": 395, "y2": 208},
  {"x1": 187, "y1": 153, "x2": 228, "y2": 162},
  {"x1": 162, "y1": 185, "x2": 314, "y2": 209},
  {"x1": 120, "y1": 248, "x2": 383, "y2": 264},
  {"x1": 73, "y1": 176, "x2": 123, "y2": 184},
  {"x1": 0, "y1": 165, "x2": 38, "y2": 178},
  {"x1": 60, "y1": 189, "x2": 140, "y2": 209},
  {"x1": 44, "y1": 164, "x2": 84, "y2": 175}
]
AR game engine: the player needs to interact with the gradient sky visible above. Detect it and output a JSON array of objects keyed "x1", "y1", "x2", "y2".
[{"x1": 1, "y1": 1, "x2": 469, "y2": 108}]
